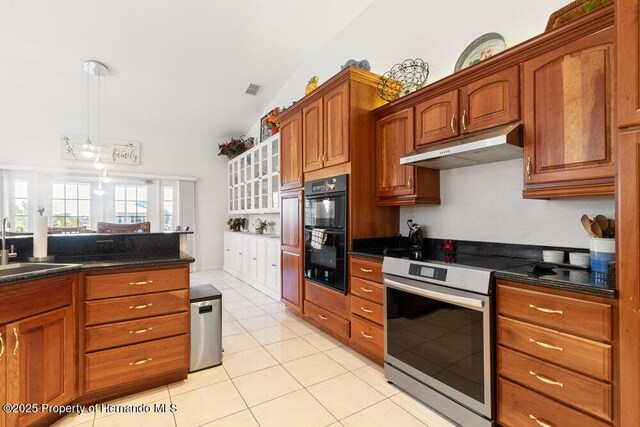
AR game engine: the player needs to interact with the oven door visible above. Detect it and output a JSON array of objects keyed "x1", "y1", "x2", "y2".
[
  {"x1": 304, "y1": 229, "x2": 346, "y2": 294},
  {"x1": 304, "y1": 193, "x2": 346, "y2": 229},
  {"x1": 384, "y1": 275, "x2": 493, "y2": 418}
]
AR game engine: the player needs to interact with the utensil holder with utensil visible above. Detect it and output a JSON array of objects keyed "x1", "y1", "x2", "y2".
[{"x1": 590, "y1": 238, "x2": 615, "y2": 273}]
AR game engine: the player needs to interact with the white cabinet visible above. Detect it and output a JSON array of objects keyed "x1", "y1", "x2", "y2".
[
  {"x1": 228, "y1": 134, "x2": 280, "y2": 214},
  {"x1": 223, "y1": 231, "x2": 281, "y2": 301}
]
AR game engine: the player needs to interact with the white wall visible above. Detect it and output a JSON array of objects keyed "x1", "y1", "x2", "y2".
[{"x1": 248, "y1": 0, "x2": 615, "y2": 249}]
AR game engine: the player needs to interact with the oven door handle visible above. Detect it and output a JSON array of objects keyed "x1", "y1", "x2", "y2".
[{"x1": 384, "y1": 278, "x2": 485, "y2": 310}]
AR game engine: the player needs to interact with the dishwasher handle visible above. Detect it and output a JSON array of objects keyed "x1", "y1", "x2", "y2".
[{"x1": 384, "y1": 277, "x2": 485, "y2": 311}]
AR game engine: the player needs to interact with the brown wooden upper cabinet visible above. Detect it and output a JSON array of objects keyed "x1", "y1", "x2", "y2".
[
  {"x1": 617, "y1": 0, "x2": 640, "y2": 128},
  {"x1": 416, "y1": 66, "x2": 520, "y2": 147},
  {"x1": 303, "y1": 81, "x2": 350, "y2": 172},
  {"x1": 522, "y1": 26, "x2": 615, "y2": 198},
  {"x1": 376, "y1": 108, "x2": 440, "y2": 205},
  {"x1": 280, "y1": 109, "x2": 303, "y2": 190}
]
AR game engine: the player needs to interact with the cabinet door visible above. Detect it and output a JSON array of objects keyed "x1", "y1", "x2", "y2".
[
  {"x1": 233, "y1": 233, "x2": 244, "y2": 272},
  {"x1": 459, "y1": 65, "x2": 520, "y2": 134},
  {"x1": 280, "y1": 110, "x2": 303, "y2": 190},
  {"x1": 266, "y1": 241, "x2": 280, "y2": 293},
  {"x1": 256, "y1": 239, "x2": 267, "y2": 284},
  {"x1": 523, "y1": 28, "x2": 615, "y2": 196},
  {"x1": 6, "y1": 306, "x2": 75, "y2": 427},
  {"x1": 323, "y1": 81, "x2": 350, "y2": 167},
  {"x1": 0, "y1": 326, "x2": 5, "y2": 427},
  {"x1": 281, "y1": 251, "x2": 302, "y2": 310},
  {"x1": 224, "y1": 232, "x2": 234, "y2": 271},
  {"x1": 415, "y1": 89, "x2": 459, "y2": 146},
  {"x1": 376, "y1": 109, "x2": 416, "y2": 198},
  {"x1": 303, "y1": 98, "x2": 324, "y2": 173},
  {"x1": 249, "y1": 238, "x2": 258, "y2": 278},
  {"x1": 618, "y1": 0, "x2": 640, "y2": 127},
  {"x1": 242, "y1": 236, "x2": 251, "y2": 276},
  {"x1": 281, "y1": 190, "x2": 302, "y2": 254}
]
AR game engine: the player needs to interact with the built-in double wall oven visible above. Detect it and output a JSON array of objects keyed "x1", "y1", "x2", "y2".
[{"x1": 304, "y1": 175, "x2": 348, "y2": 294}]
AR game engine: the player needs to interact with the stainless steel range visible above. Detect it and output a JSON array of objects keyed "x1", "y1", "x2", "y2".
[{"x1": 382, "y1": 254, "x2": 533, "y2": 427}]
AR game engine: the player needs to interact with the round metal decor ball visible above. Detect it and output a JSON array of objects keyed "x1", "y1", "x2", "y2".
[{"x1": 377, "y1": 59, "x2": 429, "y2": 102}]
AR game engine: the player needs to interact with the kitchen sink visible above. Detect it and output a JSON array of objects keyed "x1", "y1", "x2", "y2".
[{"x1": 0, "y1": 263, "x2": 74, "y2": 278}]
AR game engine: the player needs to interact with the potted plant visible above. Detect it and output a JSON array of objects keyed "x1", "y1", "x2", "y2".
[
  {"x1": 218, "y1": 136, "x2": 254, "y2": 160},
  {"x1": 226, "y1": 217, "x2": 246, "y2": 232},
  {"x1": 253, "y1": 218, "x2": 268, "y2": 234},
  {"x1": 266, "y1": 108, "x2": 281, "y2": 136}
]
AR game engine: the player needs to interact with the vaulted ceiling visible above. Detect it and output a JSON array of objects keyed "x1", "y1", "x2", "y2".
[{"x1": 0, "y1": 0, "x2": 374, "y2": 145}]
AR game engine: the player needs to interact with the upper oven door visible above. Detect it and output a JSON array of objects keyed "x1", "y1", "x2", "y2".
[
  {"x1": 304, "y1": 193, "x2": 346, "y2": 229},
  {"x1": 383, "y1": 275, "x2": 493, "y2": 418}
]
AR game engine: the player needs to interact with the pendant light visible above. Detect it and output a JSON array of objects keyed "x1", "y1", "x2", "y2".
[
  {"x1": 81, "y1": 61, "x2": 108, "y2": 159},
  {"x1": 100, "y1": 167, "x2": 112, "y2": 183},
  {"x1": 93, "y1": 146, "x2": 105, "y2": 170},
  {"x1": 94, "y1": 169, "x2": 105, "y2": 196}
]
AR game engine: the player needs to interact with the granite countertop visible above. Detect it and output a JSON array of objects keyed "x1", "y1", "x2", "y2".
[
  {"x1": 349, "y1": 249, "x2": 385, "y2": 260},
  {"x1": 495, "y1": 265, "x2": 615, "y2": 299},
  {"x1": 0, "y1": 252, "x2": 195, "y2": 286}
]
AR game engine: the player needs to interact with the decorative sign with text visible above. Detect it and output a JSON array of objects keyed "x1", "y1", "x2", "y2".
[{"x1": 60, "y1": 134, "x2": 141, "y2": 165}]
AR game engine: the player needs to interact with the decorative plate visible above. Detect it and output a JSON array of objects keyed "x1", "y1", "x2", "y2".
[{"x1": 454, "y1": 33, "x2": 506, "y2": 72}]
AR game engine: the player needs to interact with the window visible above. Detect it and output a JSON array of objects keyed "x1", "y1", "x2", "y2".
[
  {"x1": 163, "y1": 186, "x2": 174, "y2": 231},
  {"x1": 14, "y1": 180, "x2": 28, "y2": 232},
  {"x1": 52, "y1": 182, "x2": 91, "y2": 227},
  {"x1": 115, "y1": 184, "x2": 147, "y2": 224}
]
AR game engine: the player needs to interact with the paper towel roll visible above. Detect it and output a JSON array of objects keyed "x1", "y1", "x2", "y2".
[{"x1": 33, "y1": 215, "x2": 48, "y2": 258}]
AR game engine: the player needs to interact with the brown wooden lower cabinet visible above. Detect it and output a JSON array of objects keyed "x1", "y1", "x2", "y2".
[
  {"x1": 499, "y1": 378, "x2": 610, "y2": 427},
  {"x1": 85, "y1": 334, "x2": 189, "y2": 393},
  {"x1": 281, "y1": 251, "x2": 303, "y2": 315},
  {"x1": 303, "y1": 300, "x2": 350, "y2": 339},
  {"x1": 0, "y1": 326, "x2": 5, "y2": 427},
  {"x1": 497, "y1": 279, "x2": 616, "y2": 426},
  {"x1": 5, "y1": 306, "x2": 76, "y2": 427}
]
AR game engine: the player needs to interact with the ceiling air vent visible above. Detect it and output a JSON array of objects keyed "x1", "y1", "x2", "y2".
[{"x1": 245, "y1": 83, "x2": 263, "y2": 96}]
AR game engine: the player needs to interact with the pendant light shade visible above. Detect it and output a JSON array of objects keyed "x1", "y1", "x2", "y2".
[{"x1": 100, "y1": 167, "x2": 112, "y2": 183}]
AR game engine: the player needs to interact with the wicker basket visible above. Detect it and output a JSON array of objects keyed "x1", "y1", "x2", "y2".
[{"x1": 545, "y1": 0, "x2": 613, "y2": 31}]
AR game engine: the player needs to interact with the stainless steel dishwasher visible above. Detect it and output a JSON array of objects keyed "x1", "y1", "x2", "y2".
[{"x1": 190, "y1": 284, "x2": 222, "y2": 372}]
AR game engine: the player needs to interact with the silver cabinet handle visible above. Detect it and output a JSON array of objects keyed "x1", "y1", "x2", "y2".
[
  {"x1": 529, "y1": 304, "x2": 563, "y2": 315},
  {"x1": 129, "y1": 357, "x2": 153, "y2": 366},
  {"x1": 529, "y1": 414, "x2": 553, "y2": 427},
  {"x1": 12, "y1": 328, "x2": 19, "y2": 356},
  {"x1": 360, "y1": 307, "x2": 373, "y2": 314},
  {"x1": 360, "y1": 331, "x2": 373, "y2": 339},
  {"x1": 529, "y1": 371, "x2": 564, "y2": 388},
  {"x1": 528, "y1": 338, "x2": 563, "y2": 352}
]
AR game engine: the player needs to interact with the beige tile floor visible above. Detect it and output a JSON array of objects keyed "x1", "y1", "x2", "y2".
[{"x1": 52, "y1": 270, "x2": 456, "y2": 427}]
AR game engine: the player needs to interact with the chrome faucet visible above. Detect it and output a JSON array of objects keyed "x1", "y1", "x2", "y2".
[{"x1": 1, "y1": 217, "x2": 17, "y2": 265}]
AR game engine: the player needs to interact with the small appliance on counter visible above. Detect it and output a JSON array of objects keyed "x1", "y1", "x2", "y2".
[{"x1": 407, "y1": 220, "x2": 423, "y2": 260}]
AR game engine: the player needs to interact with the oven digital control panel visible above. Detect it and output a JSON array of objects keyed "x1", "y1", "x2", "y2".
[{"x1": 408, "y1": 264, "x2": 447, "y2": 281}]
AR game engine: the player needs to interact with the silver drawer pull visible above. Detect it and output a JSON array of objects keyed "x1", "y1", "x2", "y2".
[
  {"x1": 529, "y1": 338, "x2": 563, "y2": 352},
  {"x1": 129, "y1": 357, "x2": 153, "y2": 366},
  {"x1": 359, "y1": 268, "x2": 373, "y2": 273},
  {"x1": 318, "y1": 314, "x2": 328, "y2": 320},
  {"x1": 529, "y1": 371, "x2": 564, "y2": 387},
  {"x1": 129, "y1": 327, "x2": 153, "y2": 334},
  {"x1": 529, "y1": 304, "x2": 563, "y2": 315},
  {"x1": 129, "y1": 303, "x2": 153, "y2": 310},
  {"x1": 360, "y1": 307, "x2": 374, "y2": 314},
  {"x1": 529, "y1": 414, "x2": 554, "y2": 427},
  {"x1": 360, "y1": 331, "x2": 373, "y2": 339},
  {"x1": 360, "y1": 287, "x2": 373, "y2": 293},
  {"x1": 130, "y1": 280, "x2": 153, "y2": 286}
]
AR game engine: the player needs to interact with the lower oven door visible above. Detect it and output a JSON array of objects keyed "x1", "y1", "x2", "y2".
[
  {"x1": 304, "y1": 229, "x2": 347, "y2": 294},
  {"x1": 384, "y1": 274, "x2": 493, "y2": 418}
]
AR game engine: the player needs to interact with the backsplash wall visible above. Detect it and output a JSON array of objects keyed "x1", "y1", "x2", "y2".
[{"x1": 399, "y1": 159, "x2": 615, "y2": 249}]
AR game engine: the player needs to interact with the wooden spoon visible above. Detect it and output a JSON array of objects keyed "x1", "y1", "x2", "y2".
[
  {"x1": 581, "y1": 214, "x2": 597, "y2": 237},
  {"x1": 595, "y1": 215, "x2": 609, "y2": 232},
  {"x1": 591, "y1": 221, "x2": 603, "y2": 238}
]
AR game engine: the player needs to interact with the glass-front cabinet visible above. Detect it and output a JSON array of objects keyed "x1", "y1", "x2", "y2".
[{"x1": 228, "y1": 133, "x2": 280, "y2": 214}]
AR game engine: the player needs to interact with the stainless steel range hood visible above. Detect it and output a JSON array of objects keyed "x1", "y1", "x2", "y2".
[{"x1": 400, "y1": 123, "x2": 523, "y2": 170}]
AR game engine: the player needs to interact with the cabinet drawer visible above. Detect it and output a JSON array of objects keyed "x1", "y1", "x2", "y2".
[
  {"x1": 85, "y1": 290, "x2": 189, "y2": 326},
  {"x1": 350, "y1": 295, "x2": 383, "y2": 325},
  {"x1": 498, "y1": 346, "x2": 612, "y2": 421},
  {"x1": 351, "y1": 315, "x2": 384, "y2": 357},
  {"x1": 498, "y1": 316, "x2": 611, "y2": 381},
  {"x1": 498, "y1": 378, "x2": 609, "y2": 427},
  {"x1": 85, "y1": 334, "x2": 188, "y2": 393},
  {"x1": 305, "y1": 280, "x2": 349, "y2": 318},
  {"x1": 304, "y1": 300, "x2": 350, "y2": 339},
  {"x1": 0, "y1": 274, "x2": 73, "y2": 325},
  {"x1": 86, "y1": 267, "x2": 188, "y2": 300},
  {"x1": 498, "y1": 283, "x2": 612, "y2": 341},
  {"x1": 85, "y1": 312, "x2": 189, "y2": 352},
  {"x1": 350, "y1": 276, "x2": 383, "y2": 305},
  {"x1": 350, "y1": 257, "x2": 383, "y2": 283}
]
